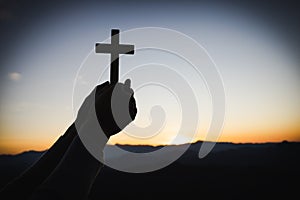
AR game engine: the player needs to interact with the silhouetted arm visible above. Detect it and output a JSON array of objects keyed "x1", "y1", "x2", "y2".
[
  {"x1": 30, "y1": 135, "x2": 106, "y2": 200},
  {"x1": 29, "y1": 81, "x2": 136, "y2": 200},
  {"x1": 0, "y1": 82, "x2": 111, "y2": 200},
  {"x1": 0, "y1": 123, "x2": 77, "y2": 200}
]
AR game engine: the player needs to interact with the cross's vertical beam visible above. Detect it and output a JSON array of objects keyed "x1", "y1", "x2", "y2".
[{"x1": 110, "y1": 29, "x2": 120, "y2": 84}]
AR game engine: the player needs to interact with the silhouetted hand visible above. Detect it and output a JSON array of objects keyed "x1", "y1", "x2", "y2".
[
  {"x1": 26, "y1": 80, "x2": 137, "y2": 200},
  {"x1": 76, "y1": 79, "x2": 137, "y2": 138},
  {"x1": 1, "y1": 80, "x2": 137, "y2": 200}
]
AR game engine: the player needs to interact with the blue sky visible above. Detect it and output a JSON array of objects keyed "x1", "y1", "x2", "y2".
[{"x1": 0, "y1": 0, "x2": 300, "y2": 153}]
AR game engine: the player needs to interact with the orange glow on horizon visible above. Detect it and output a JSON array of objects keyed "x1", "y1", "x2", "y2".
[
  {"x1": 1, "y1": 127, "x2": 299, "y2": 155},
  {"x1": 0, "y1": 137, "x2": 56, "y2": 155},
  {"x1": 1, "y1": 115, "x2": 299, "y2": 155}
]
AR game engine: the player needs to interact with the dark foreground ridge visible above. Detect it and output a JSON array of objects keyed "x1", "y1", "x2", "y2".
[{"x1": 0, "y1": 141, "x2": 299, "y2": 199}]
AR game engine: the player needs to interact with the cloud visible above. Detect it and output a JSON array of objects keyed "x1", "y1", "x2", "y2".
[
  {"x1": 77, "y1": 75, "x2": 89, "y2": 85},
  {"x1": 8, "y1": 72, "x2": 21, "y2": 81}
]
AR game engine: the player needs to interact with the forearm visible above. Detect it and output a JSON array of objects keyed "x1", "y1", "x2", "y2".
[
  {"x1": 0, "y1": 123, "x2": 77, "y2": 199},
  {"x1": 26, "y1": 123, "x2": 78, "y2": 176},
  {"x1": 30, "y1": 136, "x2": 104, "y2": 200}
]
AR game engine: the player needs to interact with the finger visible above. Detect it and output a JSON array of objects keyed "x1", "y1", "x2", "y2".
[
  {"x1": 96, "y1": 81, "x2": 109, "y2": 93},
  {"x1": 129, "y1": 95, "x2": 137, "y2": 120},
  {"x1": 122, "y1": 79, "x2": 134, "y2": 95},
  {"x1": 96, "y1": 82, "x2": 114, "y2": 98},
  {"x1": 95, "y1": 81, "x2": 110, "y2": 97},
  {"x1": 83, "y1": 81, "x2": 109, "y2": 105},
  {"x1": 124, "y1": 79, "x2": 131, "y2": 87},
  {"x1": 122, "y1": 84, "x2": 134, "y2": 96}
]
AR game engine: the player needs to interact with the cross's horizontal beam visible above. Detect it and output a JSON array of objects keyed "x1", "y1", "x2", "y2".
[{"x1": 95, "y1": 43, "x2": 134, "y2": 54}]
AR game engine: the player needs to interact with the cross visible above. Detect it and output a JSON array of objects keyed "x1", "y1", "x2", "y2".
[{"x1": 95, "y1": 29, "x2": 135, "y2": 84}]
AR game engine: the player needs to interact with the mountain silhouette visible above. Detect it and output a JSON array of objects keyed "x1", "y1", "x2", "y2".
[{"x1": 0, "y1": 141, "x2": 299, "y2": 199}]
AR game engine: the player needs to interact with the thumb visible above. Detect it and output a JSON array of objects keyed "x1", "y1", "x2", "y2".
[{"x1": 124, "y1": 79, "x2": 131, "y2": 88}]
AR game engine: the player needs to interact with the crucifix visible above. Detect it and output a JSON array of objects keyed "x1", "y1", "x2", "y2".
[{"x1": 95, "y1": 29, "x2": 135, "y2": 84}]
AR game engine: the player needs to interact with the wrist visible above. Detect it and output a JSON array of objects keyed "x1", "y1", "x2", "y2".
[{"x1": 75, "y1": 114, "x2": 110, "y2": 158}]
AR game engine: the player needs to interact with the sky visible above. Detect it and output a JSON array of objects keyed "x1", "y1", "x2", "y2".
[{"x1": 0, "y1": 0, "x2": 300, "y2": 154}]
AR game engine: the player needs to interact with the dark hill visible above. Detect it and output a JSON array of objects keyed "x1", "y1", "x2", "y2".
[{"x1": 0, "y1": 141, "x2": 299, "y2": 199}]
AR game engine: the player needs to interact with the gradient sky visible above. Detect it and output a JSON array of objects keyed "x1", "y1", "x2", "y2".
[{"x1": 0, "y1": 0, "x2": 300, "y2": 154}]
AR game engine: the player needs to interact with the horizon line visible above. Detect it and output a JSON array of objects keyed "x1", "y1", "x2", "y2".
[{"x1": 1, "y1": 139, "x2": 299, "y2": 156}]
